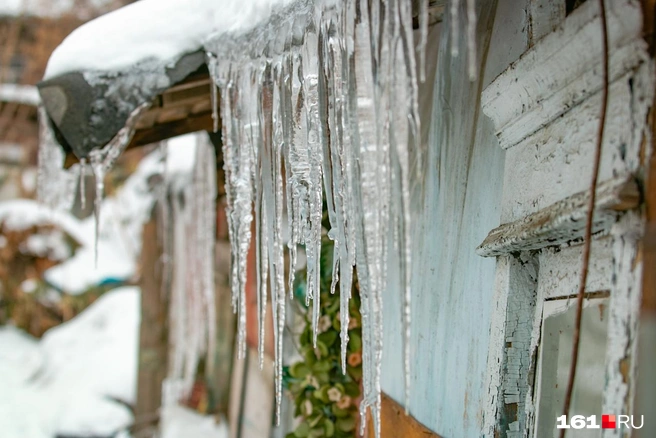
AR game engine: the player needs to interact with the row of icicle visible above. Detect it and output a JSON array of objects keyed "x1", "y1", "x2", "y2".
[
  {"x1": 204, "y1": 0, "x2": 478, "y2": 435},
  {"x1": 36, "y1": 0, "x2": 481, "y2": 436}
]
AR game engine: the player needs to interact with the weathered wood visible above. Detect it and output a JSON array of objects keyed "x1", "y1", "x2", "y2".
[
  {"x1": 134, "y1": 211, "x2": 169, "y2": 435},
  {"x1": 130, "y1": 112, "x2": 214, "y2": 148},
  {"x1": 63, "y1": 71, "x2": 215, "y2": 168},
  {"x1": 482, "y1": 0, "x2": 647, "y2": 150},
  {"x1": 636, "y1": 5, "x2": 656, "y2": 432},
  {"x1": 477, "y1": 176, "x2": 640, "y2": 257},
  {"x1": 367, "y1": 393, "x2": 441, "y2": 438},
  {"x1": 208, "y1": 240, "x2": 236, "y2": 416}
]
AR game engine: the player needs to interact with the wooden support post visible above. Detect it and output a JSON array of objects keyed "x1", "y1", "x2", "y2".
[
  {"x1": 636, "y1": 3, "x2": 655, "y2": 436},
  {"x1": 367, "y1": 393, "x2": 441, "y2": 438},
  {"x1": 134, "y1": 208, "x2": 169, "y2": 435}
]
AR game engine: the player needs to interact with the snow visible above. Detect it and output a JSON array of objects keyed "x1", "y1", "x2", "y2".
[
  {"x1": 0, "y1": 284, "x2": 229, "y2": 438},
  {"x1": 161, "y1": 405, "x2": 228, "y2": 438},
  {"x1": 43, "y1": 135, "x2": 198, "y2": 294},
  {"x1": 0, "y1": 199, "x2": 87, "y2": 244},
  {"x1": 0, "y1": 287, "x2": 139, "y2": 438},
  {"x1": 0, "y1": 84, "x2": 40, "y2": 105},
  {"x1": 44, "y1": 0, "x2": 294, "y2": 79}
]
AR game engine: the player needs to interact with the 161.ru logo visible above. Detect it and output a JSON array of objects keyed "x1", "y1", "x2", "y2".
[{"x1": 556, "y1": 415, "x2": 644, "y2": 430}]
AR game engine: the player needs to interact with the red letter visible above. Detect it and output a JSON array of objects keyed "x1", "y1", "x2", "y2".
[{"x1": 602, "y1": 415, "x2": 616, "y2": 429}]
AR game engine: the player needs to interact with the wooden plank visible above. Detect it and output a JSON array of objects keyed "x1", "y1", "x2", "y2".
[
  {"x1": 129, "y1": 111, "x2": 214, "y2": 148},
  {"x1": 636, "y1": 4, "x2": 656, "y2": 434},
  {"x1": 134, "y1": 211, "x2": 169, "y2": 435},
  {"x1": 477, "y1": 176, "x2": 640, "y2": 257},
  {"x1": 481, "y1": 0, "x2": 646, "y2": 150},
  {"x1": 367, "y1": 393, "x2": 441, "y2": 438}
]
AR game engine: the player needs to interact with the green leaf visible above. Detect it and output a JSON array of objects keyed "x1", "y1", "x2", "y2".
[
  {"x1": 343, "y1": 382, "x2": 360, "y2": 397},
  {"x1": 312, "y1": 360, "x2": 332, "y2": 373},
  {"x1": 294, "y1": 422, "x2": 310, "y2": 437},
  {"x1": 336, "y1": 416, "x2": 356, "y2": 432},
  {"x1": 315, "y1": 371, "x2": 330, "y2": 384},
  {"x1": 308, "y1": 413, "x2": 324, "y2": 428},
  {"x1": 331, "y1": 405, "x2": 350, "y2": 418},
  {"x1": 290, "y1": 363, "x2": 311, "y2": 379},
  {"x1": 318, "y1": 330, "x2": 338, "y2": 347},
  {"x1": 347, "y1": 365, "x2": 362, "y2": 380},
  {"x1": 348, "y1": 332, "x2": 361, "y2": 352},
  {"x1": 316, "y1": 341, "x2": 329, "y2": 358},
  {"x1": 324, "y1": 418, "x2": 335, "y2": 437}
]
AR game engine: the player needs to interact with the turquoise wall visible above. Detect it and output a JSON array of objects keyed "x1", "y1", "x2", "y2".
[{"x1": 380, "y1": 0, "x2": 529, "y2": 435}]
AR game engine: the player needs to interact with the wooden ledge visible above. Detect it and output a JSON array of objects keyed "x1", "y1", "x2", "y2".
[
  {"x1": 367, "y1": 393, "x2": 441, "y2": 438},
  {"x1": 476, "y1": 176, "x2": 640, "y2": 257}
]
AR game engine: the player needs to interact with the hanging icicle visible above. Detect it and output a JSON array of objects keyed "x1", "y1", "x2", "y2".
[
  {"x1": 36, "y1": 107, "x2": 77, "y2": 212},
  {"x1": 164, "y1": 134, "x2": 218, "y2": 397},
  {"x1": 203, "y1": 0, "x2": 431, "y2": 434}
]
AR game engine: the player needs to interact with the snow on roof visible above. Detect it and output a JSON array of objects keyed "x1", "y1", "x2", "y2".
[
  {"x1": 0, "y1": 84, "x2": 40, "y2": 105},
  {"x1": 44, "y1": 0, "x2": 294, "y2": 80}
]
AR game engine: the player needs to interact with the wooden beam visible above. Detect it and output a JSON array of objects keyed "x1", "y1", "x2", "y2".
[
  {"x1": 636, "y1": 4, "x2": 656, "y2": 434},
  {"x1": 367, "y1": 393, "x2": 441, "y2": 438},
  {"x1": 134, "y1": 210, "x2": 168, "y2": 435},
  {"x1": 477, "y1": 176, "x2": 640, "y2": 257}
]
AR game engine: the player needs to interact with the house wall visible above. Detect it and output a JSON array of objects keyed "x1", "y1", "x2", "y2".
[
  {"x1": 380, "y1": 0, "x2": 530, "y2": 436},
  {"x1": 380, "y1": 0, "x2": 653, "y2": 436}
]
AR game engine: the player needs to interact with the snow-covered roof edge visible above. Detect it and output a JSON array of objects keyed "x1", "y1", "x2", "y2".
[{"x1": 38, "y1": 0, "x2": 297, "y2": 159}]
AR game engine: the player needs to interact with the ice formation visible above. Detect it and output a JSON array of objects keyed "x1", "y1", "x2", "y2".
[
  {"x1": 35, "y1": 0, "x2": 485, "y2": 433},
  {"x1": 36, "y1": 108, "x2": 77, "y2": 212},
  {"x1": 205, "y1": 0, "x2": 426, "y2": 432},
  {"x1": 163, "y1": 134, "x2": 218, "y2": 397}
]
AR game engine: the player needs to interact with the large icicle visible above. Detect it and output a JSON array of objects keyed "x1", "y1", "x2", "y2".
[
  {"x1": 164, "y1": 134, "x2": 218, "y2": 398},
  {"x1": 36, "y1": 107, "x2": 77, "y2": 212},
  {"x1": 204, "y1": 0, "x2": 430, "y2": 433}
]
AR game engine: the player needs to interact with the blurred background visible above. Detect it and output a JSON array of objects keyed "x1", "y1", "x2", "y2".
[{"x1": 0, "y1": 2, "x2": 229, "y2": 437}]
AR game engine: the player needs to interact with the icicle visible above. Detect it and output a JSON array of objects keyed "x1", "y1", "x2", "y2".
[
  {"x1": 202, "y1": 0, "x2": 428, "y2": 430},
  {"x1": 37, "y1": 107, "x2": 77, "y2": 211},
  {"x1": 466, "y1": 0, "x2": 478, "y2": 81},
  {"x1": 391, "y1": 39, "x2": 413, "y2": 413},
  {"x1": 79, "y1": 158, "x2": 87, "y2": 211},
  {"x1": 450, "y1": 0, "x2": 461, "y2": 57},
  {"x1": 207, "y1": 52, "x2": 220, "y2": 133},
  {"x1": 418, "y1": 0, "x2": 429, "y2": 83},
  {"x1": 88, "y1": 149, "x2": 104, "y2": 268}
]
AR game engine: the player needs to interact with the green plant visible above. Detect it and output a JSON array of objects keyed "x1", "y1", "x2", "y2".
[{"x1": 284, "y1": 235, "x2": 362, "y2": 438}]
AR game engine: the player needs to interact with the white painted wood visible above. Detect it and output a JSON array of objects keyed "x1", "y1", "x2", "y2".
[
  {"x1": 528, "y1": 0, "x2": 564, "y2": 44},
  {"x1": 538, "y1": 237, "x2": 613, "y2": 299},
  {"x1": 481, "y1": 1, "x2": 654, "y2": 437},
  {"x1": 602, "y1": 211, "x2": 644, "y2": 438},
  {"x1": 477, "y1": 176, "x2": 639, "y2": 257},
  {"x1": 482, "y1": 0, "x2": 647, "y2": 150},
  {"x1": 500, "y1": 72, "x2": 643, "y2": 223}
]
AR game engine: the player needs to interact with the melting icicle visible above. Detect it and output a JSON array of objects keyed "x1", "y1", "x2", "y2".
[
  {"x1": 203, "y1": 0, "x2": 431, "y2": 432},
  {"x1": 207, "y1": 52, "x2": 220, "y2": 133},
  {"x1": 450, "y1": 0, "x2": 461, "y2": 57},
  {"x1": 36, "y1": 107, "x2": 77, "y2": 211},
  {"x1": 88, "y1": 150, "x2": 104, "y2": 268},
  {"x1": 163, "y1": 134, "x2": 217, "y2": 397},
  {"x1": 466, "y1": 0, "x2": 478, "y2": 81},
  {"x1": 418, "y1": 0, "x2": 429, "y2": 82},
  {"x1": 79, "y1": 158, "x2": 87, "y2": 211}
]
